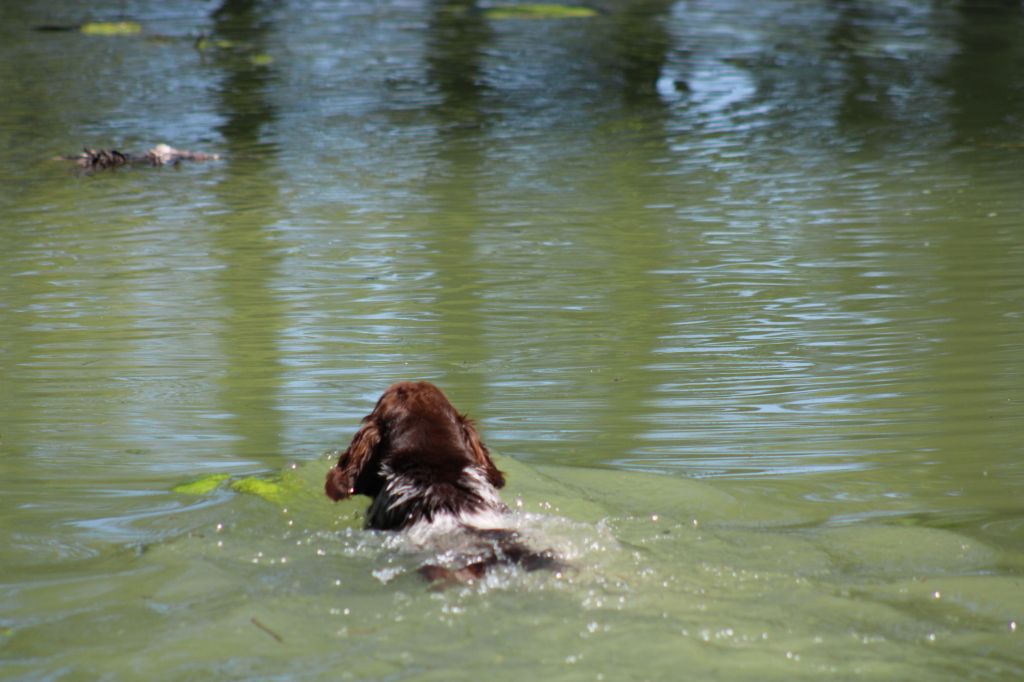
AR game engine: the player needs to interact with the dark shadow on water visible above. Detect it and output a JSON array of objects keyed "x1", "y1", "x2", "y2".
[
  {"x1": 426, "y1": 0, "x2": 494, "y2": 129},
  {"x1": 827, "y1": 1, "x2": 897, "y2": 137},
  {"x1": 207, "y1": 0, "x2": 287, "y2": 466},
  {"x1": 418, "y1": 0, "x2": 682, "y2": 465},
  {"x1": 415, "y1": 0, "x2": 496, "y2": 404},
  {"x1": 602, "y1": 0, "x2": 675, "y2": 105},
  {"x1": 945, "y1": 0, "x2": 1024, "y2": 141}
]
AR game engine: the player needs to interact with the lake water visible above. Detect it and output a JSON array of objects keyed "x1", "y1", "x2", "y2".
[{"x1": 1, "y1": 0, "x2": 1023, "y2": 679}]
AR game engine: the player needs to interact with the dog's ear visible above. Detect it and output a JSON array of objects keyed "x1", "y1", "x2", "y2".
[
  {"x1": 324, "y1": 464, "x2": 353, "y2": 501},
  {"x1": 325, "y1": 418, "x2": 382, "y2": 501},
  {"x1": 459, "y1": 414, "x2": 505, "y2": 489}
]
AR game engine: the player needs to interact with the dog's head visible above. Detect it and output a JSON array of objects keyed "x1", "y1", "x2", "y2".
[{"x1": 325, "y1": 381, "x2": 505, "y2": 503}]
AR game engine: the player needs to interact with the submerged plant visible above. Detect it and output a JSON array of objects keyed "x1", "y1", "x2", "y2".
[
  {"x1": 171, "y1": 473, "x2": 230, "y2": 495},
  {"x1": 484, "y1": 4, "x2": 597, "y2": 20},
  {"x1": 79, "y1": 21, "x2": 143, "y2": 35}
]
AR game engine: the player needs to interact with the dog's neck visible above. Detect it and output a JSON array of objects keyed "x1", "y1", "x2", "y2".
[{"x1": 365, "y1": 464, "x2": 509, "y2": 531}]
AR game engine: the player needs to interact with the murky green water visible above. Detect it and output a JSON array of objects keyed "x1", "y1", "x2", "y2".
[{"x1": 2, "y1": 0, "x2": 1023, "y2": 679}]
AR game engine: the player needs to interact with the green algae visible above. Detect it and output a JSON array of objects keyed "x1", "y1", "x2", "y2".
[
  {"x1": 171, "y1": 473, "x2": 230, "y2": 495},
  {"x1": 484, "y1": 4, "x2": 597, "y2": 20},
  {"x1": 80, "y1": 21, "x2": 143, "y2": 36}
]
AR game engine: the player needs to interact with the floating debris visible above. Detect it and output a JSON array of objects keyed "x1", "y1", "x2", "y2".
[
  {"x1": 62, "y1": 144, "x2": 220, "y2": 170},
  {"x1": 33, "y1": 21, "x2": 143, "y2": 34},
  {"x1": 250, "y1": 617, "x2": 284, "y2": 644},
  {"x1": 195, "y1": 36, "x2": 238, "y2": 51},
  {"x1": 194, "y1": 34, "x2": 274, "y2": 66}
]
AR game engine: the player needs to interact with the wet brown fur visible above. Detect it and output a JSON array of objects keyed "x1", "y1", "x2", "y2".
[{"x1": 325, "y1": 382, "x2": 560, "y2": 583}]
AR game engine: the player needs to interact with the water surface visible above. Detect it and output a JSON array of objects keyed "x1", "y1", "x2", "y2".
[{"x1": 1, "y1": 0, "x2": 1022, "y2": 679}]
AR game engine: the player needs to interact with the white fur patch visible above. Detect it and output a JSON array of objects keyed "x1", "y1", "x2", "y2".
[{"x1": 366, "y1": 464, "x2": 509, "y2": 540}]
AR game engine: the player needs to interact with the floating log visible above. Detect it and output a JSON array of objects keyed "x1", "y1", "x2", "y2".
[{"x1": 62, "y1": 143, "x2": 220, "y2": 170}]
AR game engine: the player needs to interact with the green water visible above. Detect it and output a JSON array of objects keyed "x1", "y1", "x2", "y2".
[{"x1": 2, "y1": 0, "x2": 1023, "y2": 679}]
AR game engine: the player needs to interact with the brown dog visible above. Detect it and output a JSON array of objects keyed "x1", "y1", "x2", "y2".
[{"x1": 325, "y1": 381, "x2": 558, "y2": 583}]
